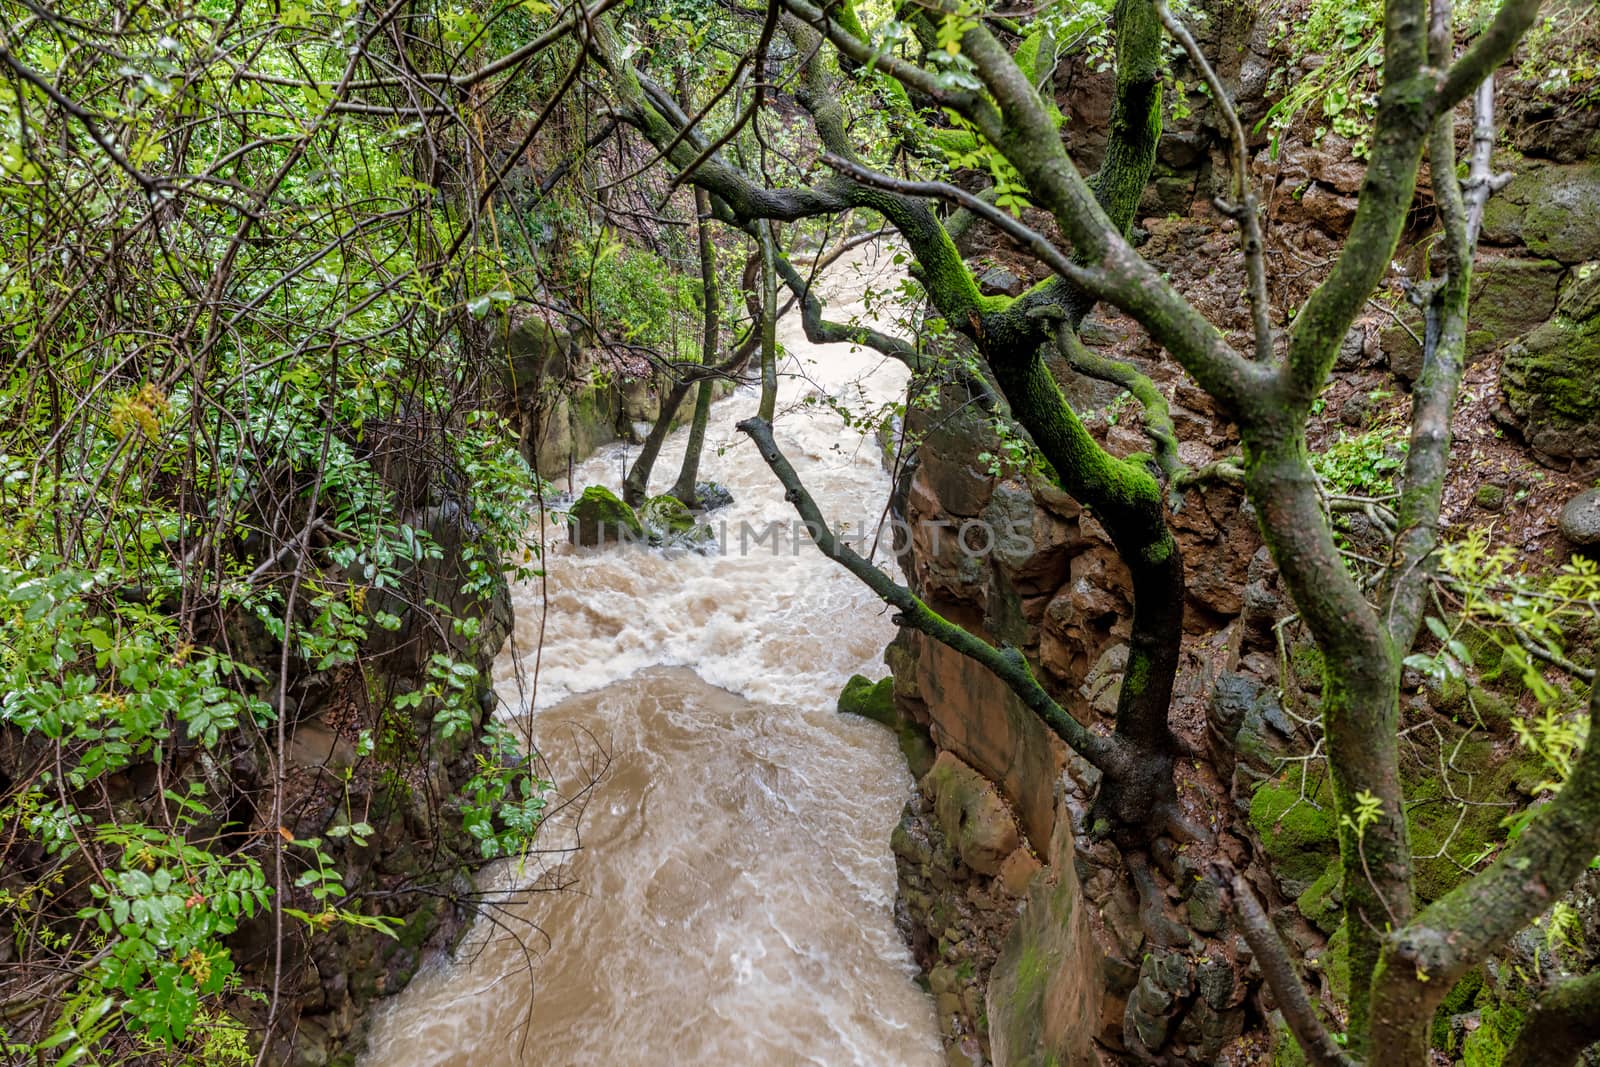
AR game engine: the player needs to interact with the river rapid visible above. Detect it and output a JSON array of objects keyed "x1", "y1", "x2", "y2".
[{"x1": 361, "y1": 245, "x2": 943, "y2": 1066}]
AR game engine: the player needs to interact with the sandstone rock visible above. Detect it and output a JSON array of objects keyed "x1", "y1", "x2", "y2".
[
  {"x1": 1080, "y1": 643, "x2": 1129, "y2": 720},
  {"x1": 1502, "y1": 263, "x2": 1600, "y2": 462},
  {"x1": 998, "y1": 847, "x2": 1043, "y2": 897},
  {"x1": 986, "y1": 795, "x2": 1104, "y2": 1066},
  {"x1": 1559, "y1": 488, "x2": 1600, "y2": 546},
  {"x1": 921, "y1": 752, "x2": 1022, "y2": 876},
  {"x1": 1387, "y1": 256, "x2": 1566, "y2": 380},
  {"x1": 984, "y1": 481, "x2": 1077, "y2": 595}
]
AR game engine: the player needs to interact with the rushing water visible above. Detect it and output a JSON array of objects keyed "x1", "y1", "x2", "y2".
[{"x1": 362, "y1": 245, "x2": 943, "y2": 1065}]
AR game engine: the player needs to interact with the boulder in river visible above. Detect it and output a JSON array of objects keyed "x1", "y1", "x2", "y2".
[{"x1": 569, "y1": 485, "x2": 644, "y2": 546}]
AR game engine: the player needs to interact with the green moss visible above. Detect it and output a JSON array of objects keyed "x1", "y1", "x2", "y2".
[
  {"x1": 569, "y1": 485, "x2": 643, "y2": 545},
  {"x1": 641, "y1": 494, "x2": 695, "y2": 537},
  {"x1": 1295, "y1": 857, "x2": 1343, "y2": 934},
  {"x1": 395, "y1": 896, "x2": 441, "y2": 951},
  {"x1": 837, "y1": 674, "x2": 934, "y2": 777},
  {"x1": 1014, "y1": 942, "x2": 1047, "y2": 1006},
  {"x1": 1404, "y1": 735, "x2": 1527, "y2": 902},
  {"x1": 1461, "y1": 994, "x2": 1526, "y2": 1067},
  {"x1": 1473, "y1": 483, "x2": 1507, "y2": 511},
  {"x1": 1431, "y1": 968, "x2": 1485, "y2": 1053},
  {"x1": 837, "y1": 674, "x2": 896, "y2": 724},
  {"x1": 1290, "y1": 640, "x2": 1326, "y2": 691},
  {"x1": 1322, "y1": 923, "x2": 1351, "y2": 1004},
  {"x1": 1269, "y1": 1011, "x2": 1310, "y2": 1067},
  {"x1": 1250, "y1": 771, "x2": 1340, "y2": 887}
]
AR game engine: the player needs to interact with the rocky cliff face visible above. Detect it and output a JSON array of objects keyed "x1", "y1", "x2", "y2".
[
  {"x1": 495, "y1": 311, "x2": 721, "y2": 488},
  {"x1": 877, "y1": 364, "x2": 1261, "y2": 1065},
  {"x1": 867, "y1": 16, "x2": 1600, "y2": 1066},
  {"x1": 236, "y1": 497, "x2": 519, "y2": 1067}
]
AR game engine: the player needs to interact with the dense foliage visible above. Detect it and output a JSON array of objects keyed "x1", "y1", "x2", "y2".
[
  {"x1": 0, "y1": 0, "x2": 559, "y2": 1059},
  {"x1": 1, "y1": 0, "x2": 1596, "y2": 1062}
]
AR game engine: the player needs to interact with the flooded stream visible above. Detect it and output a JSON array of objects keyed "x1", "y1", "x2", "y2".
[{"x1": 362, "y1": 245, "x2": 943, "y2": 1065}]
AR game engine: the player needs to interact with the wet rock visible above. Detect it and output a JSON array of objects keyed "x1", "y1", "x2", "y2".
[
  {"x1": 1186, "y1": 878, "x2": 1225, "y2": 934},
  {"x1": 983, "y1": 481, "x2": 1076, "y2": 595},
  {"x1": 978, "y1": 266, "x2": 1024, "y2": 296},
  {"x1": 1502, "y1": 263, "x2": 1600, "y2": 462},
  {"x1": 987, "y1": 796, "x2": 1104, "y2": 1066},
  {"x1": 838, "y1": 674, "x2": 895, "y2": 723},
  {"x1": 640, "y1": 494, "x2": 695, "y2": 537},
  {"x1": 1560, "y1": 488, "x2": 1600, "y2": 546},
  {"x1": 568, "y1": 485, "x2": 643, "y2": 546},
  {"x1": 1482, "y1": 159, "x2": 1600, "y2": 263},
  {"x1": 1125, "y1": 949, "x2": 1193, "y2": 1055},
  {"x1": 1468, "y1": 256, "x2": 1564, "y2": 354},
  {"x1": 838, "y1": 674, "x2": 935, "y2": 778},
  {"x1": 921, "y1": 752, "x2": 1022, "y2": 876},
  {"x1": 691, "y1": 480, "x2": 734, "y2": 512},
  {"x1": 1241, "y1": 546, "x2": 1286, "y2": 641}
]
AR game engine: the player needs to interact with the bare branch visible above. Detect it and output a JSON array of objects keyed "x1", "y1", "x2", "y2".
[
  {"x1": 736, "y1": 416, "x2": 1126, "y2": 774},
  {"x1": 1223, "y1": 870, "x2": 1359, "y2": 1067}
]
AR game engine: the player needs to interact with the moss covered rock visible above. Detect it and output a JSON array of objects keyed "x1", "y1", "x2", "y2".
[
  {"x1": 639, "y1": 493, "x2": 713, "y2": 549},
  {"x1": 838, "y1": 674, "x2": 935, "y2": 778},
  {"x1": 1501, "y1": 262, "x2": 1600, "y2": 462},
  {"x1": 640, "y1": 494, "x2": 695, "y2": 537},
  {"x1": 1249, "y1": 771, "x2": 1339, "y2": 893},
  {"x1": 838, "y1": 674, "x2": 896, "y2": 725},
  {"x1": 568, "y1": 485, "x2": 643, "y2": 546},
  {"x1": 1482, "y1": 159, "x2": 1600, "y2": 264},
  {"x1": 920, "y1": 751, "x2": 1021, "y2": 876},
  {"x1": 1468, "y1": 257, "x2": 1564, "y2": 354},
  {"x1": 1295, "y1": 857, "x2": 1343, "y2": 934}
]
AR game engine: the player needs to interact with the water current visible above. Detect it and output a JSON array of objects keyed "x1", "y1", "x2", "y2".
[{"x1": 363, "y1": 244, "x2": 942, "y2": 1066}]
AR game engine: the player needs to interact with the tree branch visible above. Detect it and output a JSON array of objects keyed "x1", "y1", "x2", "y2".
[
  {"x1": 1369, "y1": 648, "x2": 1600, "y2": 1057},
  {"x1": 1054, "y1": 323, "x2": 1181, "y2": 480},
  {"x1": 1503, "y1": 968, "x2": 1600, "y2": 1067},
  {"x1": 735, "y1": 415, "x2": 1126, "y2": 775},
  {"x1": 1433, "y1": 0, "x2": 1544, "y2": 113},
  {"x1": 1224, "y1": 871, "x2": 1359, "y2": 1067},
  {"x1": 1152, "y1": 0, "x2": 1273, "y2": 361},
  {"x1": 773, "y1": 255, "x2": 927, "y2": 370},
  {"x1": 1383, "y1": 5, "x2": 1500, "y2": 646}
]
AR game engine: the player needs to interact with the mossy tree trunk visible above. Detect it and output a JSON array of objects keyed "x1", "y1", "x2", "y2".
[
  {"x1": 592, "y1": 0, "x2": 1572, "y2": 1058},
  {"x1": 670, "y1": 185, "x2": 721, "y2": 507}
]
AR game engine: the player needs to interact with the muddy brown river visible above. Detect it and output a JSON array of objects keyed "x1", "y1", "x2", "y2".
[{"x1": 362, "y1": 247, "x2": 942, "y2": 1065}]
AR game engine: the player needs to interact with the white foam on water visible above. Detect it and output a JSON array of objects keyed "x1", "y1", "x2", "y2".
[{"x1": 362, "y1": 245, "x2": 941, "y2": 1066}]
